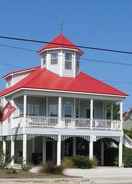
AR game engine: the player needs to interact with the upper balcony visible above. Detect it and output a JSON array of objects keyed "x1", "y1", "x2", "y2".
[{"x1": 8, "y1": 95, "x2": 123, "y2": 132}]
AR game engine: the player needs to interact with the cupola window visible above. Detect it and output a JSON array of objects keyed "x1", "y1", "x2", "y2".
[
  {"x1": 65, "y1": 52, "x2": 72, "y2": 70},
  {"x1": 51, "y1": 52, "x2": 58, "y2": 64}
]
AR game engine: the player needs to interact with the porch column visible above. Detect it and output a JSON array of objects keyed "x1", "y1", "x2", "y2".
[
  {"x1": 23, "y1": 95, "x2": 27, "y2": 131},
  {"x1": 119, "y1": 136, "x2": 123, "y2": 167},
  {"x1": 73, "y1": 98, "x2": 76, "y2": 128},
  {"x1": 58, "y1": 97, "x2": 62, "y2": 127},
  {"x1": 120, "y1": 101, "x2": 123, "y2": 130},
  {"x1": 57, "y1": 134, "x2": 61, "y2": 166},
  {"x1": 23, "y1": 95, "x2": 27, "y2": 165},
  {"x1": 42, "y1": 137, "x2": 46, "y2": 164},
  {"x1": 10, "y1": 136, "x2": 15, "y2": 166},
  {"x1": 2, "y1": 137, "x2": 6, "y2": 162},
  {"x1": 46, "y1": 96, "x2": 48, "y2": 117},
  {"x1": 73, "y1": 137, "x2": 76, "y2": 156},
  {"x1": 23, "y1": 134, "x2": 27, "y2": 165},
  {"x1": 101, "y1": 141, "x2": 104, "y2": 166},
  {"x1": 90, "y1": 99, "x2": 93, "y2": 129},
  {"x1": 89, "y1": 135, "x2": 94, "y2": 160}
]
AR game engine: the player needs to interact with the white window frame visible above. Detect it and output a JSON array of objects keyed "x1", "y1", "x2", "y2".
[
  {"x1": 65, "y1": 52, "x2": 72, "y2": 70},
  {"x1": 51, "y1": 52, "x2": 58, "y2": 65}
]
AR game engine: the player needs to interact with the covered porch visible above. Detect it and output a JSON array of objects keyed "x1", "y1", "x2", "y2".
[
  {"x1": 1, "y1": 133, "x2": 123, "y2": 167},
  {"x1": 10, "y1": 95, "x2": 122, "y2": 130}
]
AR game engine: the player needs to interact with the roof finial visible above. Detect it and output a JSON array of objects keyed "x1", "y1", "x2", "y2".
[{"x1": 60, "y1": 20, "x2": 64, "y2": 34}]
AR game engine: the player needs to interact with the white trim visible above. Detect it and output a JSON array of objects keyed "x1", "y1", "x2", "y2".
[
  {"x1": 3, "y1": 67, "x2": 39, "y2": 79},
  {"x1": 2, "y1": 87, "x2": 127, "y2": 99},
  {"x1": 39, "y1": 47, "x2": 80, "y2": 54}
]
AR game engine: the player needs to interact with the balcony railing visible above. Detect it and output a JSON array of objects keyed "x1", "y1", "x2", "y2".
[{"x1": 11, "y1": 116, "x2": 121, "y2": 130}]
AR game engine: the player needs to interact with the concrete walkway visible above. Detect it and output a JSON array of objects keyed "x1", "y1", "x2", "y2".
[
  {"x1": 0, "y1": 178, "x2": 81, "y2": 184},
  {"x1": 64, "y1": 167, "x2": 132, "y2": 184}
]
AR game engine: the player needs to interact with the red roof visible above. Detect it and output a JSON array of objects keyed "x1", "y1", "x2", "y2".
[
  {"x1": 38, "y1": 34, "x2": 82, "y2": 54},
  {"x1": 0, "y1": 67, "x2": 127, "y2": 97}
]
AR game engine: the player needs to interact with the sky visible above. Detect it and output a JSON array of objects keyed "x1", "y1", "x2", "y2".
[{"x1": 0, "y1": 0, "x2": 132, "y2": 111}]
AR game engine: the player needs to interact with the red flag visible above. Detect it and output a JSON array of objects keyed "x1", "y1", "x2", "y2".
[{"x1": 0, "y1": 102, "x2": 16, "y2": 122}]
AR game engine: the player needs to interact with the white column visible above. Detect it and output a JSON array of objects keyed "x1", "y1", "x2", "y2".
[
  {"x1": 57, "y1": 134, "x2": 61, "y2": 166},
  {"x1": 119, "y1": 136, "x2": 123, "y2": 167},
  {"x1": 58, "y1": 97, "x2": 62, "y2": 127},
  {"x1": 23, "y1": 134, "x2": 27, "y2": 165},
  {"x1": 73, "y1": 52, "x2": 76, "y2": 77},
  {"x1": 42, "y1": 137, "x2": 46, "y2": 164},
  {"x1": 90, "y1": 99, "x2": 93, "y2": 129},
  {"x1": 73, "y1": 137, "x2": 76, "y2": 156},
  {"x1": 2, "y1": 138, "x2": 6, "y2": 162},
  {"x1": 11, "y1": 136, "x2": 15, "y2": 166},
  {"x1": 73, "y1": 98, "x2": 76, "y2": 127},
  {"x1": 101, "y1": 141, "x2": 104, "y2": 166},
  {"x1": 111, "y1": 103, "x2": 114, "y2": 129},
  {"x1": 23, "y1": 95, "x2": 27, "y2": 165},
  {"x1": 46, "y1": 96, "x2": 48, "y2": 117},
  {"x1": 89, "y1": 136, "x2": 94, "y2": 160},
  {"x1": 59, "y1": 50, "x2": 63, "y2": 77},
  {"x1": 23, "y1": 95, "x2": 27, "y2": 130},
  {"x1": 120, "y1": 101, "x2": 123, "y2": 130}
]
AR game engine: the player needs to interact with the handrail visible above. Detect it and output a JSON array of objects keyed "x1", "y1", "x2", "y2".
[{"x1": 11, "y1": 116, "x2": 121, "y2": 130}]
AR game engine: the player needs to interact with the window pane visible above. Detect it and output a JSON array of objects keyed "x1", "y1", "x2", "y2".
[
  {"x1": 65, "y1": 53, "x2": 72, "y2": 61},
  {"x1": 49, "y1": 104, "x2": 58, "y2": 116},
  {"x1": 51, "y1": 52, "x2": 58, "y2": 64},
  {"x1": 65, "y1": 52, "x2": 72, "y2": 70},
  {"x1": 65, "y1": 61, "x2": 72, "y2": 70}
]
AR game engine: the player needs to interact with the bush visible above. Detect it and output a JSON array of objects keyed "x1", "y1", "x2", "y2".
[
  {"x1": 62, "y1": 157, "x2": 74, "y2": 168},
  {"x1": 123, "y1": 147, "x2": 132, "y2": 167},
  {"x1": 63, "y1": 156, "x2": 97, "y2": 169},
  {"x1": 42, "y1": 162, "x2": 63, "y2": 175}
]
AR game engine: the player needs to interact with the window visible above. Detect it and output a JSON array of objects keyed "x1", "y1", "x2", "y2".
[
  {"x1": 65, "y1": 52, "x2": 72, "y2": 70},
  {"x1": 49, "y1": 104, "x2": 58, "y2": 117},
  {"x1": 51, "y1": 52, "x2": 58, "y2": 64},
  {"x1": 64, "y1": 102, "x2": 72, "y2": 117}
]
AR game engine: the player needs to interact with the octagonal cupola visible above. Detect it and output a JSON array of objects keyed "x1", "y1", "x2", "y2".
[{"x1": 38, "y1": 34, "x2": 83, "y2": 77}]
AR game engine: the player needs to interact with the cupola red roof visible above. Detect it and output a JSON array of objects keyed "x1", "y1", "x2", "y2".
[{"x1": 38, "y1": 34, "x2": 82, "y2": 54}]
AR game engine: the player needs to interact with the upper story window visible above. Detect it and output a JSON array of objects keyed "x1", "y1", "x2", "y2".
[
  {"x1": 51, "y1": 52, "x2": 58, "y2": 64},
  {"x1": 65, "y1": 52, "x2": 72, "y2": 70}
]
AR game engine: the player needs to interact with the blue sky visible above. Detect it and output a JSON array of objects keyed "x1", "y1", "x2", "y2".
[{"x1": 0, "y1": 0, "x2": 132, "y2": 111}]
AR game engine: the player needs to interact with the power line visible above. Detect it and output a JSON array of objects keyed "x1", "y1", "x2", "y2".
[
  {"x1": 0, "y1": 35, "x2": 132, "y2": 55},
  {"x1": 0, "y1": 43, "x2": 36, "y2": 52},
  {"x1": 0, "y1": 42, "x2": 132, "y2": 67},
  {"x1": 82, "y1": 57, "x2": 132, "y2": 67}
]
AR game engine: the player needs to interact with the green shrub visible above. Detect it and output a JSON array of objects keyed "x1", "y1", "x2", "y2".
[
  {"x1": 42, "y1": 163, "x2": 63, "y2": 175},
  {"x1": 123, "y1": 147, "x2": 132, "y2": 167},
  {"x1": 62, "y1": 157, "x2": 74, "y2": 168},
  {"x1": 63, "y1": 156, "x2": 97, "y2": 169},
  {"x1": 72, "y1": 156, "x2": 96, "y2": 169}
]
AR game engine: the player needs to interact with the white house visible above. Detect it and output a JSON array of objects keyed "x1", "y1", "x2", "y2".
[{"x1": 0, "y1": 34, "x2": 127, "y2": 167}]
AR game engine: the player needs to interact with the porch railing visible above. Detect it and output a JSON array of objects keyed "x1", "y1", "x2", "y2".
[{"x1": 11, "y1": 116, "x2": 121, "y2": 130}]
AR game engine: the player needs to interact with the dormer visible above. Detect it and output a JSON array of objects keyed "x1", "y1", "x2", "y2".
[{"x1": 38, "y1": 34, "x2": 83, "y2": 77}]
